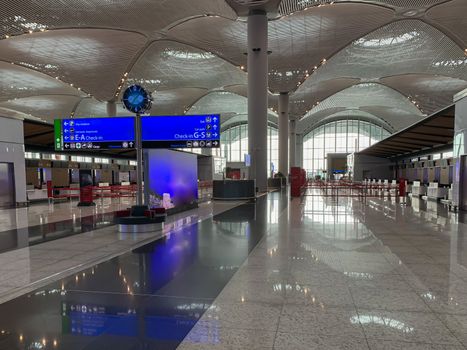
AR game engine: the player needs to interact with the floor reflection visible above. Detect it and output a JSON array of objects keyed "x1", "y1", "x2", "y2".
[
  {"x1": 0, "y1": 195, "x2": 285, "y2": 350},
  {"x1": 0, "y1": 212, "x2": 118, "y2": 254}
]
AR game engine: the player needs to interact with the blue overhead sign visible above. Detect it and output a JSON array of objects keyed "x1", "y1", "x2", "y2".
[
  {"x1": 54, "y1": 114, "x2": 221, "y2": 151},
  {"x1": 55, "y1": 117, "x2": 135, "y2": 151},
  {"x1": 141, "y1": 114, "x2": 220, "y2": 149}
]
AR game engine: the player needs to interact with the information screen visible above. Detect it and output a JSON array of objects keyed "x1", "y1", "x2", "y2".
[
  {"x1": 54, "y1": 114, "x2": 221, "y2": 151},
  {"x1": 141, "y1": 114, "x2": 220, "y2": 149},
  {"x1": 54, "y1": 117, "x2": 135, "y2": 151}
]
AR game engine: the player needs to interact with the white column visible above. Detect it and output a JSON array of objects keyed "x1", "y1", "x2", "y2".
[
  {"x1": 290, "y1": 118, "x2": 297, "y2": 168},
  {"x1": 453, "y1": 88, "x2": 467, "y2": 209},
  {"x1": 278, "y1": 92, "x2": 289, "y2": 175},
  {"x1": 248, "y1": 10, "x2": 268, "y2": 192},
  {"x1": 107, "y1": 101, "x2": 117, "y2": 117},
  {"x1": 296, "y1": 133, "x2": 303, "y2": 168}
]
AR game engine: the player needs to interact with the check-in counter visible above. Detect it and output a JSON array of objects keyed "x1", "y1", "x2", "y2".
[
  {"x1": 411, "y1": 181, "x2": 427, "y2": 197},
  {"x1": 427, "y1": 182, "x2": 448, "y2": 200},
  {"x1": 213, "y1": 180, "x2": 256, "y2": 200},
  {"x1": 26, "y1": 188, "x2": 48, "y2": 202}
]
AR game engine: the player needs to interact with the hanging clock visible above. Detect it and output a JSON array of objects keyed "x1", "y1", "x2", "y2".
[{"x1": 122, "y1": 84, "x2": 152, "y2": 114}]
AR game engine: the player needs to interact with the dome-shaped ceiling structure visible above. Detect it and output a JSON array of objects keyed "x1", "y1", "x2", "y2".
[{"x1": 0, "y1": 0, "x2": 465, "y2": 136}]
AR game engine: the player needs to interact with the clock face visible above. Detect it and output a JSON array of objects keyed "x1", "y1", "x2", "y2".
[{"x1": 122, "y1": 85, "x2": 152, "y2": 114}]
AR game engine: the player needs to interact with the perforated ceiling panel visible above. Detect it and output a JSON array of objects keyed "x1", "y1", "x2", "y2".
[
  {"x1": 297, "y1": 83, "x2": 424, "y2": 134},
  {"x1": 0, "y1": 61, "x2": 82, "y2": 102},
  {"x1": 289, "y1": 78, "x2": 361, "y2": 117},
  {"x1": 268, "y1": 3, "x2": 394, "y2": 92},
  {"x1": 381, "y1": 74, "x2": 467, "y2": 115},
  {"x1": 0, "y1": 29, "x2": 146, "y2": 101},
  {"x1": 169, "y1": 4, "x2": 394, "y2": 93},
  {"x1": 0, "y1": 0, "x2": 236, "y2": 39},
  {"x1": 150, "y1": 88, "x2": 209, "y2": 116},
  {"x1": 187, "y1": 91, "x2": 278, "y2": 128},
  {"x1": 0, "y1": 95, "x2": 80, "y2": 122},
  {"x1": 74, "y1": 99, "x2": 128, "y2": 118},
  {"x1": 187, "y1": 91, "x2": 248, "y2": 116},
  {"x1": 309, "y1": 20, "x2": 467, "y2": 83},
  {"x1": 168, "y1": 17, "x2": 247, "y2": 67},
  {"x1": 0, "y1": 0, "x2": 465, "y2": 127},
  {"x1": 224, "y1": 84, "x2": 248, "y2": 98},
  {"x1": 427, "y1": 0, "x2": 467, "y2": 48},
  {"x1": 128, "y1": 40, "x2": 247, "y2": 94},
  {"x1": 278, "y1": 0, "x2": 450, "y2": 16}
]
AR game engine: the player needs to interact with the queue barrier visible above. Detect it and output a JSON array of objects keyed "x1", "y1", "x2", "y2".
[
  {"x1": 48, "y1": 184, "x2": 138, "y2": 202},
  {"x1": 304, "y1": 179, "x2": 406, "y2": 202},
  {"x1": 291, "y1": 167, "x2": 307, "y2": 197},
  {"x1": 47, "y1": 182, "x2": 214, "y2": 203},
  {"x1": 198, "y1": 181, "x2": 213, "y2": 202}
]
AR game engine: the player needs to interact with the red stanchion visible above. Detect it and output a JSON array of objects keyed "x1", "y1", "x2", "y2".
[
  {"x1": 46, "y1": 181, "x2": 53, "y2": 199},
  {"x1": 78, "y1": 185, "x2": 95, "y2": 206}
]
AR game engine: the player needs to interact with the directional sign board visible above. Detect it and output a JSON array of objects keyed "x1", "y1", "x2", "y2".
[
  {"x1": 54, "y1": 117, "x2": 136, "y2": 151},
  {"x1": 141, "y1": 114, "x2": 221, "y2": 149},
  {"x1": 54, "y1": 114, "x2": 221, "y2": 151}
]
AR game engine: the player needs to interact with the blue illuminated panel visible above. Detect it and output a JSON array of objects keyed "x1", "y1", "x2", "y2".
[
  {"x1": 54, "y1": 114, "x2": 221, "y2": 151},
  {"x1": 142, "y1": 114, "x2": 220, "y2": 149},
  {"x1": 145, "y1": 149, "x2": 198, "y2": 209},
  {"x1": 56, "y1": 117, "x2": 135, "y2": 151}
]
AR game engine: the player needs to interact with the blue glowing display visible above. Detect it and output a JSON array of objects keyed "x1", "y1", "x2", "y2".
[
  {"x1": 55, "y1": 114, "x2": 221, "y2": 151},
  {"x1": 122, "y1": 84, "x2": 152, "y2": 114},
  {"x1": 142, "y1": 114, "x2": 220, "y2": 148},
  {"x1": 55, "y1": 117, "x2": 135, "y2": 151},
  {"x1": 145, "y1": 149, "x2": 198, "y2": 209}
]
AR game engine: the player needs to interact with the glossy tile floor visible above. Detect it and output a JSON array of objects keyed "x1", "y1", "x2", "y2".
[
  {"x1": 178, "y1": 193, "x2": 467, "y2": 349},
  {"x1": 0, "y1": 196, "x2": 276, "y2": 349},
  {"x1": 0, "y1": 198, "x2": 137, "y2": 232},
  {"x1": 0, "y1": 191, "x2": 466, "y2": 349},
  {"x1": 0, "y1": 199, "x2": 244, "y2": 305}
]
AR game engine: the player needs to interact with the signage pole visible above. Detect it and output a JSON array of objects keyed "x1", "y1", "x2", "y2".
[{"x1": 135, "y1": 113, "x2": 143, "y2": 206}]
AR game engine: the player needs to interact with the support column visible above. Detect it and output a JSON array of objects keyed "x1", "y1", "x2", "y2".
[
  {"x1": 290, "y1": 118, "x2": 297, "y2": 168},
  {"x1": 248, "y1": 10, "x2": 268, "y2": 192},
  {"x1": 453, "y1": 88, "x2": 467, "y2": 209},
  {"x1": 107, "y1": 101, "x2": 117, "y2": 117},
  {"x1": 278, "y1": 92, "x2": 289, "y2": 176},
  {"x1": 296, "y1": 133, "x2": 303, "y2": 168}
]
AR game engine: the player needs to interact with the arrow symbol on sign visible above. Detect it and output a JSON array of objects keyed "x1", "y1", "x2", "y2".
[
  {"x1": 64, "y1": 122, "x2": 69, "y2": 126},
  {"x1": 65, "y1": 144, "x2": 70, "y2": 148},
  {"x1": 213, "y1": 133, "x2": 218, "y2": 138},
  {"x1": 64, "y1": 136, "x2": 69, "y2": 140},
  {"x1": 64, "y1": 129, "x2": 69, "y2": 133},
  {"x1": 213, "y1": 117, "x2": 218, "y2": 122},
  {"x1": 129, "y1": 142, "x2": 134, "y2": 147},
  {"x1": 213, "y1": 125, "x2": 218, "y2": 130}
]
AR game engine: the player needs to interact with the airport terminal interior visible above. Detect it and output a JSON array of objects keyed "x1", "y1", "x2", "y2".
[{"x1": 1, "y1": 0, "x2": 467, "y2": 349}]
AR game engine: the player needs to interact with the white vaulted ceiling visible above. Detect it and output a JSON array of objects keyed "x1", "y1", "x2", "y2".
[
  {"x1": 298, "y1": 83, "x2": 425, "y2": 134},
  {"x1": 0, "y1": 0, "x2": 466, "y2": 134}
]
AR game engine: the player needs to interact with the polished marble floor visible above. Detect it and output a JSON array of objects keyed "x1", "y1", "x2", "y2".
[
  {"x1": 178, "y1": 194, "x2": 467, "y2": 349},
  {"x1": 0, "y1": 192, "x2": 466, "y2": 349},
  {"x1": 0, "y1": 196, "x2": 278, "y2": 349},
  {"x1": 0, "y1": 197, "x2": 136, "y2": 232},
  {"x1": 0, "y1": 199, "x2": 244, "y2": 305}
]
